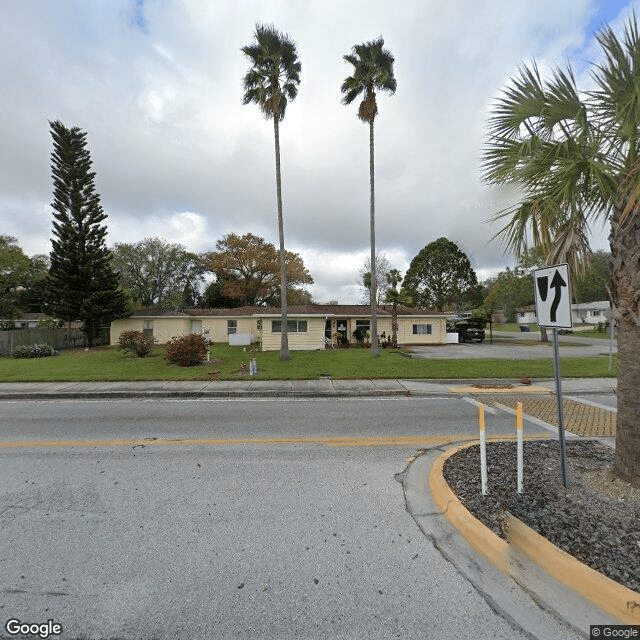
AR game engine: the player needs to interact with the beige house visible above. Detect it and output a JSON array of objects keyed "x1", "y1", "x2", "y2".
[{"x1": 110, "y1": 305, "x2": 448, "y2": 351}]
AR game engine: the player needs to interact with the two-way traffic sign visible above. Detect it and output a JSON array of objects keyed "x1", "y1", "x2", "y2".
[{"x1": 533, "y1": 264, "x2": 572, "y2": 328}]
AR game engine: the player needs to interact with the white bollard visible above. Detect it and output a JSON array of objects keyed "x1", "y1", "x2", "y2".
[
  {"x1": 517, "y1": 401, "x2": 524, "y2": 494},
  {"x1": 479, "y1": 403, "x2": 488, "y2": 496}
]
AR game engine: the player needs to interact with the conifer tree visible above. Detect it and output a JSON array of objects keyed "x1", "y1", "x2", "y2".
[{"x1": 45, "y1": 120, "x2": 129, "y2": 346}]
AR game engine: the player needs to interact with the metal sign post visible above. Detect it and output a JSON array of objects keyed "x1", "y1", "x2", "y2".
[
  {"x1": 551, "y1": 327, "x2": 570, "y2": 487},
  {"x1": 533, "y1": 264, "x2": 572, "y2": 488}
]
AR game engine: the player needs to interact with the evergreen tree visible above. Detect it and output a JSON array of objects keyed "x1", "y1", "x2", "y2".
[
  {"x1": 45, "y1": 120, "x2": 129, "y2": 346},
  {"x1": 402, "y1": 238, "x2": 478, "y2": 312}
]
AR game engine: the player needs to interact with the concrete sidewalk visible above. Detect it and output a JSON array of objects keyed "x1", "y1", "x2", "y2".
[{"x1": 0, "y1": 377, "x2": 617, "y2": 400}]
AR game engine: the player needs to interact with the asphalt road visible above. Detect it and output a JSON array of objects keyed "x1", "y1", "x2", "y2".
[{"x1": 0, "y1": 398, "x2": 579, "y2": 640}]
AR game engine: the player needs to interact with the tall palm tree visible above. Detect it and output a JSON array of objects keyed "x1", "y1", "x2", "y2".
[
  {"x1": 385, "y1": 268, "x2": 402, "y2": 348},
  {"x1": 242, "y1": 24, "x2": 301, "y2": 360},
  {"x1": 341, "y1": 37, "x2": 396, "y2": 357},
  {"x1": 482, "y1": 15, "x2": 640, "y2": 487}
]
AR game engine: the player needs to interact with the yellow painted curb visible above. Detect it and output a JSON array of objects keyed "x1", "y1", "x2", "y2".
[
  {"x1": 429, "y1": 442, "x2": 640, "y2": 626},
  {"x1": 448, "y1": 385, "x2": 550, "y2": 394},
  {"x1": 508, "y1": 515, "x2": 640, "y2": 625},
  {"x1": 429, "y1": 441, "x2": 509, "y2": 574}
]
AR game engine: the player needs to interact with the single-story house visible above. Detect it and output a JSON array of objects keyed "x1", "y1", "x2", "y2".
[
  {"x1": 0, "y1": 313, "x2": 46, "y2": 329},
  {"x1": 109, "y1": 304, "x2": 448, "y2": 351},
  {"x1": 516, "y1": 301, "x2": 612, "y2": 327},
  {"x1": 572, "y1": 301, "x2": 611, "y2": 325},
  {"x1": 516, "y1": 306, "x2": 538, "y2": 325}
]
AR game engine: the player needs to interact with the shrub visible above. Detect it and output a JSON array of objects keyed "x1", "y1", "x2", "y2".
[
  {"x1": 164, "y1": 333, "x2": 210, "y2": 366},
  {"x1": 37, "y1": 316, "x2": 64, "y2": 329},
  {"x1": 117, "y1": 330, "x2": 156, "y2": 357},
  {"x1": 13, "y1": 343, "x2": 56, "y2": 358}
]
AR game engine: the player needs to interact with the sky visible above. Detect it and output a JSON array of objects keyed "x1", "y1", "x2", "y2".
[{"x1": 0, "y1": 0, "x2": 635, "y2": 304}]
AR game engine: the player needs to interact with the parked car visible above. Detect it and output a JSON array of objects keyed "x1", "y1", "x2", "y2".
[
  {"x1": 462, "y1": 326, "x2": 485, "y2": 343},
  {"x1": 449, "y1": 320, "x2": 486, "y2": 343}
]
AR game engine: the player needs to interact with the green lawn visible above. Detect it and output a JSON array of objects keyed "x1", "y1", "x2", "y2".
[
  {"x1": 0, "y1": 343, "x2": 618, "y2": 382},
  {"x1": 491, "y1": 323, "x2": 535, "y2": 332},
  {"x1": 491, "y1": 322, "x2": 612, "y2": 339}
]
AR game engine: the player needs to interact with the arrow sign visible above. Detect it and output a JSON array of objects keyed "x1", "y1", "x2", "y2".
[
  {"x1": 550, "y1": 270, "x2": 567, "y2": 322},
  {"x1": 533, "y1": 264, "x2": 572, "y2": 328}
]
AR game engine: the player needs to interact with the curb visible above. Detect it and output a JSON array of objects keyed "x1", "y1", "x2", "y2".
[
  {"x1": 0, "y1": 377, "x2": 616, "y2": 401},
  {"x1": 0, "y1": 389, "x2": 413, "y2": 401},
  {"x1": 428, "y1": 442, "x2": 640, "y2": 636}
]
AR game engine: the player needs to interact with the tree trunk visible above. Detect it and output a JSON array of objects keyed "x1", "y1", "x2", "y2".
[
  {"x1": 369, "y1": 117, "x2": 379, "y2": 357},
  {"x1": 391, "y1": 301, "x2": 398, "y2": 348},
  {"x1": 273, "y1": 115, "x2": 289, "y2": 361},
  {"x1": 609, "y1": 197, "x2": 640, "y2": 487}
]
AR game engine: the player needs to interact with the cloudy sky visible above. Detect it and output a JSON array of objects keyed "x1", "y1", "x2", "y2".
[{"x1": 0, "y1": 0, "x2": 634, "y2": 303}]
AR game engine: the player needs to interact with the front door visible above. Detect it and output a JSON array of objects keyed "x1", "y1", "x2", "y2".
[{"x1": 336, "y1": 319, "x2": 348, "y2": 345}]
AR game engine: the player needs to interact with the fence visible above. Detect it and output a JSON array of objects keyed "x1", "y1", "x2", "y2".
[{"x1": 0, "y1": 328, "x2": 107, "y2": 356}]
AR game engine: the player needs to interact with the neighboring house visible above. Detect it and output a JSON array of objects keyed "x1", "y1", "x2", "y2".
[
  {"x1": 515, "y1": 301, "x2": 611, "y2": 327},
  {"x1": 0, "y1": 314, "x2": 84, "y2": 330},
  {"x1": 516, "y1": 306, "x2": 538, "y2": 325},
  {"x1": 0, "y1": 313, "x2": 46, "y2": 329},
  {"x1": 572, "y1": 301, "x2": 611, "y2": 326},
  {"x1": 109, "y1": 305, "x2": 448, "y2": 351}
]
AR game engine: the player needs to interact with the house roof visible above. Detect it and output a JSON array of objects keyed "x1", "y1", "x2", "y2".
[
  {"x1": 572, "y1": 301, "x2": 610, "y2": 311},
  {"x1": 128, "y1": 309, "x2": 190, "y2": 317},
  {"x1": 127, "y1": 304, "x2": 446, "y2": 319}
]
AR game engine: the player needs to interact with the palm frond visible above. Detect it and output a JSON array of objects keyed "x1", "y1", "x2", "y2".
[
  {"x1": 486, "y1": 62, "x2": 545, "y2": 140},
  {"x1": 341, "y1": 36, "x2": 396, "y2": 121},
  {"x1": 590, "y1": 14, "x2": 640, "y2": 170},
  {"x1": 241, "y1": 23, "x2": 301, "y2": 122}
]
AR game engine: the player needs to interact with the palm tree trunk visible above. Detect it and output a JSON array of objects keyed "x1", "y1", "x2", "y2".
[
  {"x1": 391, "y1": 301, "x2": 398, "y2": 348},
  {"x1": 610, "y1": 198, "x2": 640, "y2": 487},
  {"x1": 369, "y1": 118, "x2": 379, "y2": 357},
  {"x1": 273, "y1": 115, "x2": 289, "y2": 360}
]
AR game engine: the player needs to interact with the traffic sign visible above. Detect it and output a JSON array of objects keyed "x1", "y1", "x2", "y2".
[{"x1": 533, "y1": 264, "x2": 572, "y2": 328}]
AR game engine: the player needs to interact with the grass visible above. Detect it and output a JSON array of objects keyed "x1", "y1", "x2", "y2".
[
  {"x1": 491, "y1": 322, "x2": 613, "y2": 339},
  {"x1": 0, "y1": 343, "x2": 618, "y2": 382},
  {"x1": 567, "y1": 328, "x2": 614, "y2": 339},
  {"x1": 492, "y1": 323, "x2": 535, "y2": 332}
]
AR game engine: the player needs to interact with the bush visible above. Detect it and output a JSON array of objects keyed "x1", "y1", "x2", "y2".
[
  {"x1": 164, "y1": 333, "x2": 210, "y2": 366},
  {"x1": 117, "y1": 330, "x2": 156, "y2": 357},
  {"x1": 37, "y1": 316, "x2": 64, "y2": 329},
  {"x1": 13, "y1": 343, "x2": 56, "y2": 358}
]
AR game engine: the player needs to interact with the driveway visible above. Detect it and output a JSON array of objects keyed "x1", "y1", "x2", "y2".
[{"x1": 408, "y1": 331, "x2": 616, "y2": 360}]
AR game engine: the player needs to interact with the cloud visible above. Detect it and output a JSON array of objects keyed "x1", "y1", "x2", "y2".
[{"x1": 0, "y1": 0, "x2": 631, "y2": 301}]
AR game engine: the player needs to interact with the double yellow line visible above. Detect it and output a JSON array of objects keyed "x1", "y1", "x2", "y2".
[
  {"x1": 0, "y1": 435, "x2": 472, "y2": 450},
  {"x1": 0, "y1": 432, "x2": 550, "y2": 450}
]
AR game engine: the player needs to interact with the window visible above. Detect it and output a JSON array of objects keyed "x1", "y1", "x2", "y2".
[
  {"x1": 518, "y1": 312, "x2": 525, "y2": 318},
  {"x1": 413, "y1": 324, "x2": 432, "y2": 335},
  {"x1": 592, "y1": 310, "x2": 601, "y2": 317},
  {"x1": 272, "y1": 320, "x2": 307, "y2": 333},
  {"x1": 143, "y1": 320, "x2": 153, "y2": 336},
  {"x1": 355, "y1": 319, "x2": 370, "y2": 331},
  {"x1": 227, "y1": 320, "x2": 237, "y2": 335}
]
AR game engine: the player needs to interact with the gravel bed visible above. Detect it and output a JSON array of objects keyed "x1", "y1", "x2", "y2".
[{"x1": 442, "y1": 440, "x2": 640, "y2": 592}]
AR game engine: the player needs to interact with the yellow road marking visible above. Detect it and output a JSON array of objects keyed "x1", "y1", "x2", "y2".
[{"x1": 0, "y1": 433, "x2": 551, "y2": 450}]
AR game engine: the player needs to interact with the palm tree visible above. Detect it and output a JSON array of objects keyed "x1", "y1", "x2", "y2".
[
  {"x1": 341, "y1": 37, "x2": 396, "y2": 357},
  {"x1": 482, "y1": 15, "x2": 640, "y2": 487},
  {"x1": 384, "y1": 268, "x2": 403, "y2": 348},
  {"x1": 242, "y1": 24, "x2": 301, "y2": 360}
]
